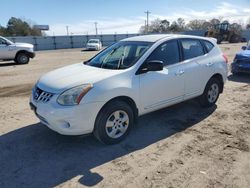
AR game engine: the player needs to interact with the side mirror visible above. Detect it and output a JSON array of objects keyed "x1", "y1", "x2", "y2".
[
  {"x1": 147, "y1": 60, "x2": 164, "y2": 71},
  {"x1": 242, "y1": 46, "x2": 247, "y2": 50},
  {"x1": 137, "y1": 60, "x2": 163, "y2": 75}
]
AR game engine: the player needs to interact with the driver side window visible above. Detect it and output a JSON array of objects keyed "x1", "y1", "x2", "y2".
[
  {"x1": 147, "y1": 40, "x2": 180, "y2": 66},
  {"x1": 0, "y1": 39, "x2": 7, "y2": 45}
]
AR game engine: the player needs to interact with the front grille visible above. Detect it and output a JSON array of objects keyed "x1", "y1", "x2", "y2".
[{"x1": 33, "y1": 86, "x2": 53, "y2": 103}]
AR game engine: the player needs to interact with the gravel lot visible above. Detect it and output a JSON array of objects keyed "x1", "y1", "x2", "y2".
[{"x1": 0, "y1": 43, "x2": 250, "y2": 188}]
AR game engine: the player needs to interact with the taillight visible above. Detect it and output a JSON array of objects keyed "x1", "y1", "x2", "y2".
[{"x1": 222, "y1": 54, "x2": 228, "y2": 63}]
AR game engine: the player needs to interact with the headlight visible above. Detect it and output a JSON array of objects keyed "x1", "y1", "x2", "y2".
[{"x1": 57, "y1": 84, "x2": 93, "y2": 106}]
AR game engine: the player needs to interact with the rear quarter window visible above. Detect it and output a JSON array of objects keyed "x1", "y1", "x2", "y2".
[
  {"x1": 180, "y1": 39, "x2": 205, "y2": 60},
  {"x1": 203, "y1": 40, "x2": 214, "y2": 53}
]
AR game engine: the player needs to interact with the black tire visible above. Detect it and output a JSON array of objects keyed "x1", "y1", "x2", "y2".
[
  {"x1": 199, "y1": 78, "x2": 221, "y2": 108},
  {"x1": 217, "y1": 35, "x2": 223, "y2": 44},
  {"x1": 15, "y1": 53, "x2": 30, "y2": 64},
  {"x1": 231, "y1": 71, "x2": 239, "y2": 76},
  {"x1": 229, "y1": 34, "x2": 240, "y2": 43},
  {"x1": 93, "y1": 101, "x2": 134, "y2": 144}
]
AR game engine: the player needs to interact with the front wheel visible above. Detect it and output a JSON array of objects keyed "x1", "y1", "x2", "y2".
[
  {"x1": 93, "y1": 101, "x2": 134, "y2": 144},
  {"x1": 15, "y1": 53, "x2": 30, "y2": 64},
  {"x1": 199, "y1": 78, "x2": 221, "y2": 108}
]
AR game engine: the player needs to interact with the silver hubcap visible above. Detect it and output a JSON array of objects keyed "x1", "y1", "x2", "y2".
[
  {"x1": 105, "y1": 110, "x2": 129, "y2": 139},
  {"x1": 207, "y1": 83, "x2": 219, "y2": 103},
  {"x1": 20, "y1": 55, "x2": 28, "y2": 63}
]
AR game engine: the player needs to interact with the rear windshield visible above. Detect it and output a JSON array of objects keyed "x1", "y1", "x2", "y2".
[{"x1": 203, "y1": 40, "x2": 214, "y2": 53}]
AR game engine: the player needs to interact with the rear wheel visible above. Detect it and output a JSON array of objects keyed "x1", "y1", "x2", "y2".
[
  {"x1": 15, "y1": 53, "x2": 30, "y2": 64},
  {"x1": 94, "y1": 101, "x2": 134, "y2": 144},
  {"x1": 199, "y1": 78, "x2": 221, "y2": 108},
  {"x1": 229, "y1": 34, "x2": 241, "y2": 43}
]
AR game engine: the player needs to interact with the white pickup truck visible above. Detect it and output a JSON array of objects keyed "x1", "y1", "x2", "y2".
[{"x1": 0, "y1": 36, "x2": 35, "y2": 64}]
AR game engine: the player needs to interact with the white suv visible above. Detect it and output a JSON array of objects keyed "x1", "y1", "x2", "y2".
[
  {"x1": 0, "y1": 36, "x2": 35, "y2": 64},
  {"x1": 30, "y1": 34, "x2": 228, "y2": 144}
]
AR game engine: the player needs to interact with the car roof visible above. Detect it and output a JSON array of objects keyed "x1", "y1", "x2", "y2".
[
  {"x1": 89, "y1": 39, "x2": 100, "y2": 41},
  {"x1": 122, "y1": 34, "x2": 214, "y2": 43}
]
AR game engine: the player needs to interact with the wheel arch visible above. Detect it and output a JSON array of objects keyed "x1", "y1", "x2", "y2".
[
  {"x1": 95, "y1": 96, "x2": 139, "y2": 127},
  {"x1": 15, "y1": 50, "x2": 31, "y2": 60},
  {"x1": 209, "y1": 73, "x2": 224, "y2": 93}
]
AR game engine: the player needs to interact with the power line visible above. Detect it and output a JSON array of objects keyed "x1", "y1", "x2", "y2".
[
  {"x1": 94, "y1": 22, "x2": 98, "y2": 35},
  {"x1": 144, "y1": 10, "x2": 151, "y2": 33}
]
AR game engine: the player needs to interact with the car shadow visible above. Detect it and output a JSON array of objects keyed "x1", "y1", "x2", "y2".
[
  {"x1": 0, "y1": 100, "x2": 216, "y2": 187},
  {"x1": 81, "y1": 49, "x2": 98, "y2": 52},
  {"x1": 228, "y1": 73, "x2": 250, "y2": 84},
  {"x1": 0, "y1": 61, "x2": 19, "y2": 67}
]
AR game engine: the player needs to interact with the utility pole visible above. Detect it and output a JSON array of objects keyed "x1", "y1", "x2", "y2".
[
  {"x1": 94, "y1": 22, "x2": 98, "y2": 35},
  {"x1": 144, "y1": 10, "x2": 151, "y2": 33},
  {"x1": 66, "y1": 26, "x2": 69, "y2": 36}
]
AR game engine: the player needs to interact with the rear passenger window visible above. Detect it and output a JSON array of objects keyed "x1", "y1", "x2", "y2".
[
  {"x1": 180, "y1": 39, "x2": 204, "y2": 60},
  {"x1": 203, "y1": 40, "x2": 214, "y2": 53},
  {"x1": 147, "y1": 40, "x2": 180, "y2": 66}
]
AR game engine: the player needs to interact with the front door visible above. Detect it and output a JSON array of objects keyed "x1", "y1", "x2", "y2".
[
  {"x1": 0, "y1": 38, "x2": 15, "y2": 59},
  {"x1": 139, "y1": 40, "x2": 185, "y2": 113}
]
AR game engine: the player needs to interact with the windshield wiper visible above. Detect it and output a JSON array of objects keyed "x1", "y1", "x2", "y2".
[
  {"x1": 101, "y1": 48, "x2": 118, "y2": 68},
  {"x1": 117, "y1": 54, "x2": 125, "y2": 69}
]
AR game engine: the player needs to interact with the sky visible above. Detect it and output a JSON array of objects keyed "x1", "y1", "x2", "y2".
[{"x1": 1, "y1": 0, "x2": 250, "y2": 36}]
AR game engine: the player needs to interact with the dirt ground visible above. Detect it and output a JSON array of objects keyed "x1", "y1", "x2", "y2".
[{"x1": 0, "y1": 43, "x2": 250, "y2": 188}]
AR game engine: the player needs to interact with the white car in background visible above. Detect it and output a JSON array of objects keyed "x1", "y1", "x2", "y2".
[
  {"x1": 86, "y1": 39, "x2": 102, "y2": 51},
  {"x1": 0, "y1": 36, "x2": 35, "y2": 64},
  {"x1": 30, "y1": 34, "x2": 228, "y2": 144}
]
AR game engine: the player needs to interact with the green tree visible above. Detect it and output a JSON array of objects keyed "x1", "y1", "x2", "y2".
[
  {"x1": 0, "y1": 25, "x2": 7, "y2": 36},
  {"x1": 7, "y1": 17, "x2": 32, "y2": 36},
  {"x1": 1, "y1": 17, "x2": 42, "y2": 36}
]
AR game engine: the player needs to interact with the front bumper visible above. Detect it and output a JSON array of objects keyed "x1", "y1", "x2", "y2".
[
  {"x1": 27, "y1": 51, "x2": 36, "y2": 58},
  {"x1": 30, "y1": 94, "x2": 105, "y2": 135},
  {"x1": 86, "y1": 46, "x2": 98, "y2": 50}
]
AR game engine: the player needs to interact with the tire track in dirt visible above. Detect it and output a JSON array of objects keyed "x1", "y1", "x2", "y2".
[{"x1": 0, "y1": 84, "x2": 33, "y2": 97}]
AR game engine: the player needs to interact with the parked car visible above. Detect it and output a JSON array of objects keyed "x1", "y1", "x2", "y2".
[
  {"x1": 0, "y1": 36, "x2": 35, "y2": 64},
  {"x1": 231, "y1": 43, "x2": 250, "y2": 74},
  {"x1": 86, "y1": 39, "x2": 102, "y2": 51},
  {"x1": 30, "y1": 34, "x2": 228, "y2": 144}
]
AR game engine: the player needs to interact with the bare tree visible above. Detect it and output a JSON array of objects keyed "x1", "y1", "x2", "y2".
[
  {"x1": 210, "y1": 18, "x2": 220, "y2": 25},
  {"x1": 187, "y1": 19, "x2": 206, "y2": 30},
  {"x1": 246, "y1": 18, "x2": 250, "y2": 30},
  {"x1": 176, "y1": 18, "x2": 186, "y2": 31}
]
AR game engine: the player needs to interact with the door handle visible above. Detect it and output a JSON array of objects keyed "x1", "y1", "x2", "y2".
[
  {"x1": 206, "y1": 62, "x2": 214, "y2": 67},
  {"x1": 175, "y1": 70, "x2": 185, "y2": 76}
]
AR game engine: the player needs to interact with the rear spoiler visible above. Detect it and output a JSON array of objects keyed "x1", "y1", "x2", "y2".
[{"x1": 208, "y1": 37, "x2": 217, "y2": 44}]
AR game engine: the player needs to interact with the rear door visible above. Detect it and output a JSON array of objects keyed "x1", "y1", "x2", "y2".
[
  {"x1": 179, "y1": 39, "x2": 210, "y2": 100},
  {"x1": 180, "y1": 38, "x2": 207, "y2": 100}
]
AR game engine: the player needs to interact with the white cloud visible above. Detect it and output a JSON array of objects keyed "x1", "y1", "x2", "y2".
[{"x1": 46, "y1": 2, "x2": 250, "y2": 36}]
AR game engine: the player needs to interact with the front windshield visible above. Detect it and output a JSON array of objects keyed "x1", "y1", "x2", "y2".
[
  {"x1": 0, "y1": 37, "x2": 13, "y2": 45},
  {"x1": 86, "y1": 41, "x2": 153, "y2": 69},
  {"x1": 88, "y1": 40, "x2": 99, "y2": 44}
]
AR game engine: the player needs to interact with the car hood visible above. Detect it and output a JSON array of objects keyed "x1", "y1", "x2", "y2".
[
  {"x1": 37, "y1": 63, "x2": 124, "y2": 93},
  {"x1": 14, "y1": 42, "x2": 33, "y2": 48},
  {"x1": 235, "y1": 50, "x2": 250, "y2": 59}
]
